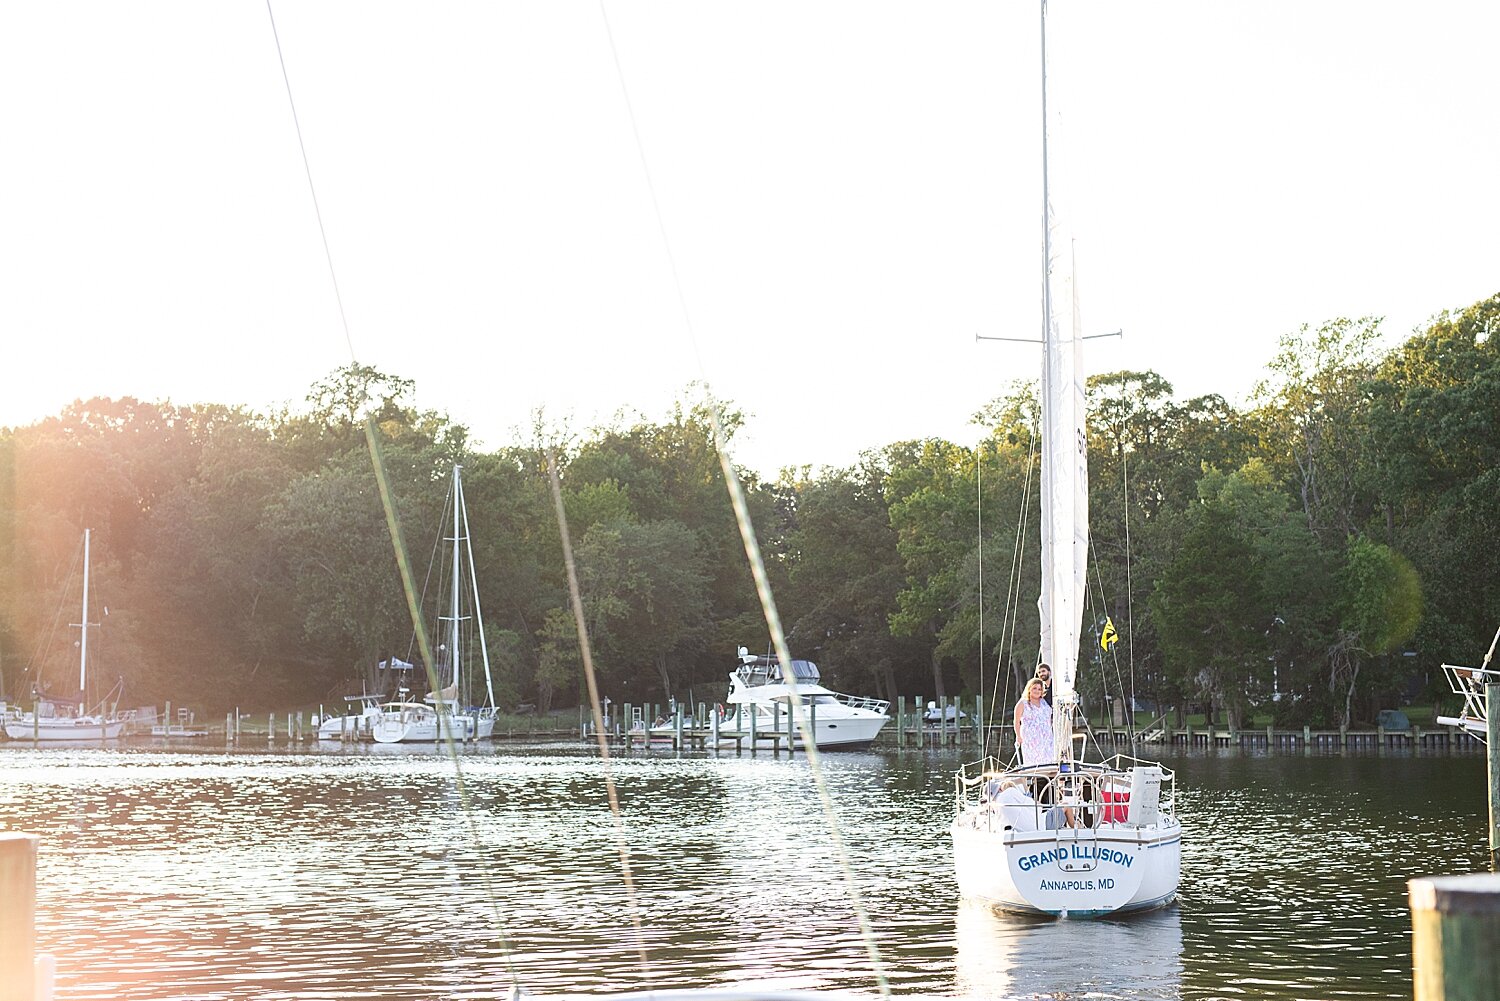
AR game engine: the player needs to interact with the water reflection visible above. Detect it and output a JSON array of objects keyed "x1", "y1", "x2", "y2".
[{"x1": 954, "y1": 899, "x2": 1183, "y2": 999}]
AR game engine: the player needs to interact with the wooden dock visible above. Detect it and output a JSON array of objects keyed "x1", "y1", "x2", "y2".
[{"x1": 584, "y1": 696, "x2": 1482, "y2": 754}]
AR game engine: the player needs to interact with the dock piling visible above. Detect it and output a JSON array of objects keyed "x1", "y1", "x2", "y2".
[
  {"x1": 0, "y1": 832, "x2": 39, "y2": 1001},
  {"x1": 1489, "y1": 683, "x2": 1500, "y2": 869},
  {"x1": 1410, "y1": 873, "x2": 1500, "y2": 999}
]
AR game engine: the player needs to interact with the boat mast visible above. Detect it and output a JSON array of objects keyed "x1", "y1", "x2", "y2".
[
  {"x1": 77, "y1": 528, "x2": 91, "y2": 691},
  {"x1": 1036, "y1": 0, "x2": 1089, "y2": 762},
  {"x1": 449, "y1": 465, "x2": 463, "y2": 693}
]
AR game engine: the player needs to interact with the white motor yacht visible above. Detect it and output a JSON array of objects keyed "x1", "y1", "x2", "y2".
[{"x1": 707, "y1": 648, "x2": 889, "y2": 750}]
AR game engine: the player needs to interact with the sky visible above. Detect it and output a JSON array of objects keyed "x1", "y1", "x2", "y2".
[{"x1": 3, "y1": 1, "x2": 1498, "y2": 479}]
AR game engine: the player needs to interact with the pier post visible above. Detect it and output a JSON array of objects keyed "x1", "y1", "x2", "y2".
[
  {"x1": 710, "y1": 703, "x2": 719, "y2": 749},
  {"x1": 975, "y1": 695, "x2": 984, "y2": 749},
  {"x1": 895, "y1": 697, "x2": 904, "y2": 748},
  {"x1": 1489, "y1": 683, "x2": 1500, "y2": 869},
  {"x1": 0, "y1": 833, "x2": 38, "y2": 1001},
  {"x1": 674, "y1": 707, "x2": 683, "y2": 750},
  {"x1": 1410, "y1": 874, "x2": 1500, "y2": 999},
  {"x1": 808, "y1": 699, "x2": 816, "y2": 751},
  {"x1": 748, "y1": 704, "x2": 757, "y2": 753},
  {"x1": 1303, "y1": 725, "x2": 1311, "y2": 745}
]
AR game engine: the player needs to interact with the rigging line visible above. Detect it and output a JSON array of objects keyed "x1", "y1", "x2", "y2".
[
  {"x1": 547, "y1": 448, "x2": 649, "y2": 972},
  {"x1": 1086, "y1": 530, "x2": 1129, "y2": 743},
  {"x1": 264, "y1": 2, "x2": 522, "y2": 983},
  {"x1": 24, "y1": 537, "x2": 84, "y2": 682},
  {"x1": 1002, "y1": 419, "x2": 1039, "y2": 742},
  {"x1": 596, "y1": 1, "x2": 707, "y2": 376},
  {"x1": 986, "y1": 418, "x2": 1037, "y2": 764},
  {"x1": 710, "y1": 412, "x2": 892, "y2": 998},
  {"x1": 265, "y1": 0, "x2": 357, "y2": 362},
  {"x1": 596, "y1": 3, "x2": 892, "y2": 992}
]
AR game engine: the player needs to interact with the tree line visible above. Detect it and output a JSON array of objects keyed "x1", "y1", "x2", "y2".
[{"x1": 1, "y1": 293, "x2": 1496, "y2": 726}]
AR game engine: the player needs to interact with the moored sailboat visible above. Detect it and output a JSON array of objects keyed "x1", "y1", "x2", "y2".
[
  {"x1": 949, "y1": 0, "x2": 1181, "y2": 918},
  {"x1": 4, "y1": 529, "x2": 126, "y2": 742},
  {"x1": 371, "y1": 464, "x2": 497, "y2": 744}
]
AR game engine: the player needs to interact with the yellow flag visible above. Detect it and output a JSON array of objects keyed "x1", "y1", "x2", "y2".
[{"x1": 1101, "y1": 617, "x2": 1119, "y2": 651}]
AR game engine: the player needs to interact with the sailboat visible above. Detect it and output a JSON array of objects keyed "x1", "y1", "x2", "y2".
[
  {"x1": 4, "y1": 529, "x2": 126, "y2": 742},
  {"x1": 371, "y1": 464, "x2": 498, "y2": 744},
  {"x1": 949, "y1": 0, "x2": 1181, "y2": 918}
]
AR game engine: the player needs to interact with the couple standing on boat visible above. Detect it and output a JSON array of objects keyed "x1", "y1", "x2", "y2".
[{"x1": 1012, "y1": 664, "x2": 1056, "y2": 766}]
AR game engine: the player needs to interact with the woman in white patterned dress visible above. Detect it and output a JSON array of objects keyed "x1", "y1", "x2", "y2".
[{"x1": 1012, "y1": 677, "x2": 1055, "y2": 766}]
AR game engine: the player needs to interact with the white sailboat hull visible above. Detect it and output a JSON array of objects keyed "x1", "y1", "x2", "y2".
[
  {"x1": 370, "y1": 705, "x2": 477, "y2": 744},
  {"x1": 5, "y1": 716, "x2": 125, "y2": 741},
  {"x1": 953, "y1": 811, "x2": 1180, "y2": 917}
]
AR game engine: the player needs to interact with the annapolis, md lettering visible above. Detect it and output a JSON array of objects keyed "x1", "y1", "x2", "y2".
[{"x1": 1017, "y1": 844, "x2": 1135, "y2": 873}]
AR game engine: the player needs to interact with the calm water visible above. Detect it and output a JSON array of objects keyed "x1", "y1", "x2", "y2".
[{"x1": 0, "y1": 740, "x2": 1486, "y2": 1000}]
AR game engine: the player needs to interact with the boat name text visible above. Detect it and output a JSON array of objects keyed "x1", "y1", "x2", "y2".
[{"x1": 1017, "y1": 845, "x2": 1135, "y2": 872}]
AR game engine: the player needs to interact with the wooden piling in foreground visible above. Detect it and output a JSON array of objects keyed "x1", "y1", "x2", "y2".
[
  {"x1": 1410, "y1": 873, "x2": 1500, "y2": 1000},
  {"x1": 0, "y1": 833, "x2": 39, "y2": 1001},
  {"x1": 1488, "y1": 683, "x2": 1500, "y2": 869}
]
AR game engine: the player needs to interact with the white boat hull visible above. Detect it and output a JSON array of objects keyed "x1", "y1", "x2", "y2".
[
  {"x1": 715, "y1": 713, "x2": 888, "y2": 750},
  {"x1": 5, "y1": 716, "x2": 126, "y2": 741},
  {"x1": 370, "y1": 709, "x2": 477, "y2": 744},
  {"x1": 952, "y1": 813, "x2": 1180, "y2": 917}
]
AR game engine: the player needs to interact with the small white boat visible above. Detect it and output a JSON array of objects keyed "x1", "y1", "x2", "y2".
[
  {"x1": 686, "y1": 647, "x2": 889, "y2": 750},
  {"x1": 4, "y1": 529, "x2": 126, "y2": 743}
]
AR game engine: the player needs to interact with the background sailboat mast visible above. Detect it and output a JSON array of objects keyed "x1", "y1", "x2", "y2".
[
  {"x1": 77, "y1": 527, "x2": 91, "y2": 691},
  {"x1": 449, "y1": 465, "x2": 463, "y2": 691},
  {"x1": 1036, "y1": 0, "x2": 1089, "y2": 747}
]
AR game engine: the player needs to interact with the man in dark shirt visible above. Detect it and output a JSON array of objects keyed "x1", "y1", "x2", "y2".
[{"x1": 1037, "y1": 663, "x2": 1053, "y2": 706}]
